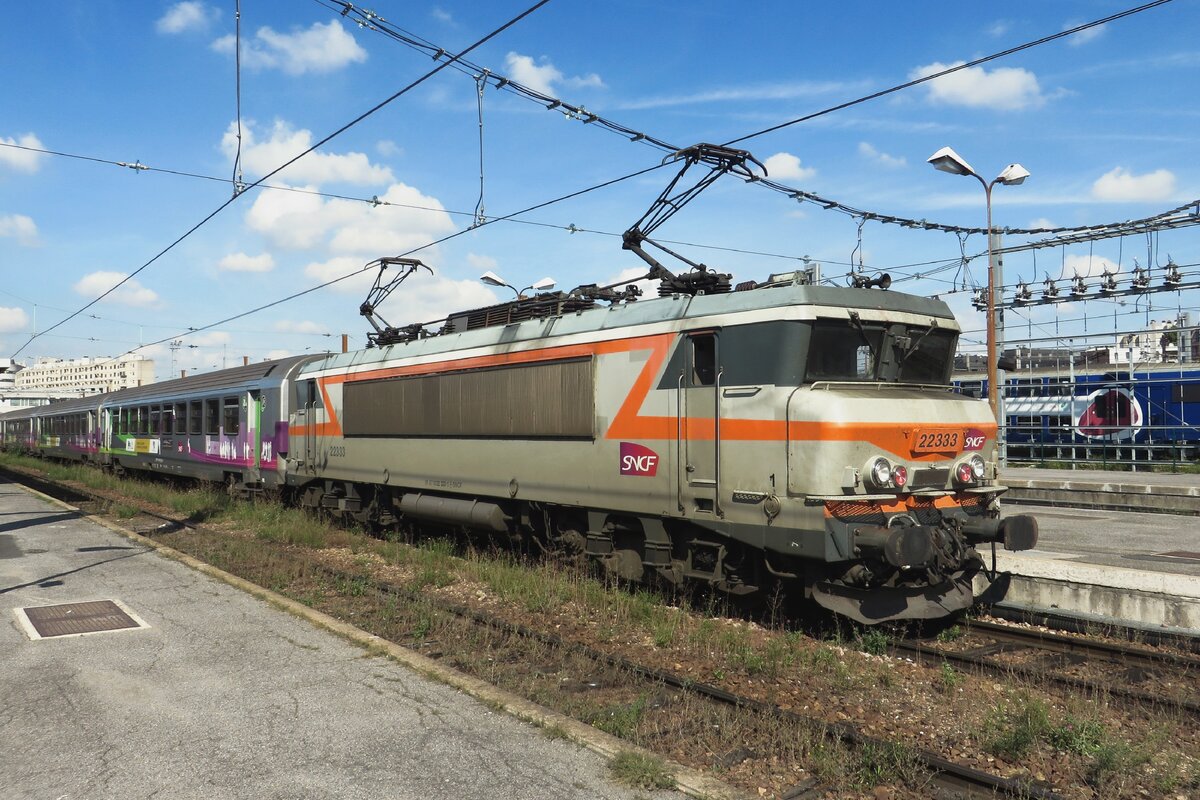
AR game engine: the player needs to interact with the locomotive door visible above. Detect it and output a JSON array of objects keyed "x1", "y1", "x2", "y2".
[
  {"x1": 677, "y1": 331, "x2": 722, "y2": 517},
  {"x1": 295, "y1": 378, "x2": 320, "y2": 475}
]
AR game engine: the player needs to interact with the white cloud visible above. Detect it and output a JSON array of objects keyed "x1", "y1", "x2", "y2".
[
  {"x1": 73, "y1": 271, "x2": 161, "y2": 307},
  {"x1": 265, "y1": 349, "x2": 294, "y2": 361},
  {"x1": 0, "y1": 214, "x2": 39, "y2": 246},
  {"x1": 1028, "y1": 217, "x2": 1056, "y2": 229},
  {"x1": 431, "y1": 7, "x2": 454, "y2": 25},
  {"x1": 0, "y1": 306, "x2": 29, "y2": 333},
  {"x1": 857, "y1": 142, "x2": 906, "y2": 168},
  {"x1": 376, "y1": 140, "x2": 403, "y2": 158},
  {"x1": 763, "y1": 152, "x2": 816, "y2": 182},
  {"x1": 244, "y1": 180, "x2": 455, "y2": 255},
  {"x1": 910, "y1": 61, "x2": 1045, "y2": 110},
  {"x1": 222, "y1": 119, "x2": 394, "y2": 185},
  {"x1": 274, "y1": 320, "x2": 328, "y2": 335},
  {"x1": 190, "y1": 331, "x2": 232, "y2": 348},
  {"x1": 0, "y1": 133, "x2": 45, "y2": 173},
  {"x1": 619, "y1": 80, "x2": 855, "y2": 111},
  {"x1": 1091, "y1": 167, "x2": 1176, "y2": 202},
  {"x1": 466, "y1": 253, "x2": 498, "y2": 271},
  {"x1": 212, "y1": 20, "x2": 366, "y2": 76},
  {"x1": 218, "y1": 252, "x2": 275, "y2": 272},
  {"x1": 1063, "y1": 253, "x2": 1120, "y2": 279},
  {"x1": 1066, "y1": 21, "x2": 1105, "y2": 47},
  {"x1": 504, "y1": 52, "x2": 605, "y2": 96},
  {"x1": 987, "y1": 20, "x2": 1012, "y2": 37},
  {"x1": 156, "y1": 2, "x2": 212, "y2": 34}
]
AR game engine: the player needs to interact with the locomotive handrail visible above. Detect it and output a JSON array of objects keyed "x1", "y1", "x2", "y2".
[
  {"x1": 676, "y1": 371, "x2": 684, "y2": 512},
  {"x1": 715, "y1": 365, "x2": 723, "y2": 518},
  {"x1": 809, "y1": 380, "x2": 958, "y2": 392}
]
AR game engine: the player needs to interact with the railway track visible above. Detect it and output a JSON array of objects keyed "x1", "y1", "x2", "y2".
[
  {"x1": 3, "y1": 463, "x2": 1065, "y2": 800},
  {"x1": 894, "y1": 618, "x2": 1200, "y2": 716}
]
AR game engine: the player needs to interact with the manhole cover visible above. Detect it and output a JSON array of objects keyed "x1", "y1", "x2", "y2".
[{"x1": 16, "y1": 599, "x2": 148, "y2": 640}]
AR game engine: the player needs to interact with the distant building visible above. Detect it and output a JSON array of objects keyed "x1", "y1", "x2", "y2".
[
  {"x1": 13, "y1": 355, "x2": 155, "y2": 394},
  {"x1": 0, "y1": 358, "x2": 64, "y2": 413}
]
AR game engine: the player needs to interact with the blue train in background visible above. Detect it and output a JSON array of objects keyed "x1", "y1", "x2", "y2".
[{"x1": 955, "y1": 364, "x2": 1200, "y2": 464}]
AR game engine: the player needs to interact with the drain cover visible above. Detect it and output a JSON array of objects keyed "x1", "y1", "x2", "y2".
[{"x1": 17, "y1": 599, "x2": 147, "y2": 640}]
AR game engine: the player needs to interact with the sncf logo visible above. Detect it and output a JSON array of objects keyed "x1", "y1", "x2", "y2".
[
  {"x1": 963, "y1": 428, "x2": 987, "y2": 451},
  {"x1": 620, "y1": 442, "x2": 659, "y2": 477}
]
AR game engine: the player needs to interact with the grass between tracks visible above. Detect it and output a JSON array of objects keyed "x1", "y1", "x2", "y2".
[{"x1": 5, "y1": 451, "x2": 1200, "y2": 800}]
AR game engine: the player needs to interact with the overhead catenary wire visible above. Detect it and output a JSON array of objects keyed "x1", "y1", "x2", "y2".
[
  {"x1": 722, "y1": 0, "x2": 1174, "y2": 147},
  {"x1": 9, "y1": 0, "x2": 553, "y2": 360},
  {"x1": 318, "y1": 0, "x2": 1191, "y2": 240},
  {"x1": 106, "y1": 160, "x2": 676, "y2": 367}
]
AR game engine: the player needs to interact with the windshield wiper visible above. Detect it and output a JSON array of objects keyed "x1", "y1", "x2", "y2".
[{"x1": 897, "y1": 319, "x2": 939, "y2": 367}]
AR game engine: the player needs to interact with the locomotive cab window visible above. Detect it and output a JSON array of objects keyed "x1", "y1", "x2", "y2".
[
  {"x1": 806, "y1": 321, "x2": 882, "y2": 382},
  {"x1": 896, "y1": 328, "x2": 957, "y2": 384},
  {"x1": 223, "y1": 397, "x2": 240, "y2": 436}
]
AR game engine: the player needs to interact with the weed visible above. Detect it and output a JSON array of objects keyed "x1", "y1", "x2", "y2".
[
  {"x1": 539, "y1": 722, "x2": 571, "y2": 741},
  {"x1": 651, "y1": 617, "x2": 677, "y2": 648},
  {"x1": 609, "y1": 751, "x2": 675, "y2": 791},
  {"x1": 411, "y1": 611, "x2": 434, "y2": 641},
  {"x1": 856, "y1": 628, "x2": 890, "y2": 656},
  {"x1": 935, "y1": 625, "x2": 964, "y2": 643},
  {"x1": 853, "y1": 740, "x2": 921, "y2": 788},
  {"x1": 936, "y1": 662, "x2": 962, "y2": 692},
  {"x1": 591, "y1": 696, "x2": 647, "y2": 739},
  {"x1": 985, "y1": 694, "x2": 1050, "y2": 759},
  {"x1": 1047, "y1": 716, "x2": 1105, "y2": 755},
  {"x1": 1087, "y1": 741, "x2": 1150, "y2": 788},
  {"x1": 112, "y1": 503, "x2": 139, "y2": 519}
]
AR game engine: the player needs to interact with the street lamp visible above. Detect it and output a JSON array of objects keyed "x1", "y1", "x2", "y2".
[
  {"x1": 479, "y1": 271, "x2": 556, "y2": 298},
  {"x1": 927, "y1": 146, "x2": 1029, "y2": 420}
]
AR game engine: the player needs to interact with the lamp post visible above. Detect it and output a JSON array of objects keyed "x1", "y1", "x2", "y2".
[
  {"x1": 927, "y1": 147, "x2": 1029, "y2": 421},
  {"x1": 479, "y1": 271, "x2": 556, "y2": 299}
]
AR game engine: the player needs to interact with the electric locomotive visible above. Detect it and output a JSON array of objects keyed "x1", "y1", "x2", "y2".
[{"x1": 287, "y1": 265, "x2": 1037, "y2": 624}]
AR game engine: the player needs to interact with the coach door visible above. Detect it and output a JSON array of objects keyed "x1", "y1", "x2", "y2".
[{"x1": 677, "y1": 331, "x2": 722, "y2": 517}]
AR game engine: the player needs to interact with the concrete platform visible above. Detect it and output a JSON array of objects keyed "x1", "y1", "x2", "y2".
[
  {"x1": 981, "y1": 504, "x2": 1200, "y2": 634},
  {"x1": 0, "y1": 479, "x2": 693, "y2": 800},
  {"x1": 1002, "y1": 465, "x2": 1200, "y2": 515}
]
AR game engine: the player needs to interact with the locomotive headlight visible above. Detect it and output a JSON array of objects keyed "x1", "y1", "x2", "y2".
[
  {"x1": 969, "y1": 455, "x2": 986, "y2": 480},
  {"x1": 955, "y1": 461, "x2": 975, "y2": 485},
  {"x1": 867, "y1": 457, "x2": 892, "y2": 488},
  {"x1": 892, "y1": 465, "x2": 909, "y2": 489}
]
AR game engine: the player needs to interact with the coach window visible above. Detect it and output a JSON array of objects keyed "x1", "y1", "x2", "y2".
[
  {"x1": 691, "y1": 334, "x2": 717, "y2": 386},
  {"x1": 188, "y1": 400, "x2": 202, "y2": 435},
  {"x1": 161, "y1": 405, "x2": 173, "y2": 435},
  {"x1": 205, "y1": 398, "x2": 220, "y2": 435},
  {"x1": 150, "y1": 406, "x2": 161, "y2": 435},
  {"x1": 223, "y1": 397, "x2": 240, "y2": 436},
  {"x1": 174, "y1": 403, "x2": 187, "y2": 434},
  {"x1": 119, "y1": 408, "x2": 129, "y2": 436}
]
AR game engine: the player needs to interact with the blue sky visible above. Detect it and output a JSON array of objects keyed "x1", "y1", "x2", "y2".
[{"x1": 1, "y1": 0, "x2": 1197, "y2": 379}]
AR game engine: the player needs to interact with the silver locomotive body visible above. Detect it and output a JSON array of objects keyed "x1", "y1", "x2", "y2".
[{"x1": 288, "y1": 282, "x2": 1036, "y2": 623}]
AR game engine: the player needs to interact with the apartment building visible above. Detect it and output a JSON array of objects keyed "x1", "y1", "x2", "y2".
[{"x1": 13, "y1": 355, "x2": 155, "y2": 394}]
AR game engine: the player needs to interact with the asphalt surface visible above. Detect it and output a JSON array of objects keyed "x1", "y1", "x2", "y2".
[
  {"x1": 1001, "y1": 500, "x2": 1200, "y2": 577},
  {"x1": 0, "y1": 479, "x2": 687, "y2": 800}
]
